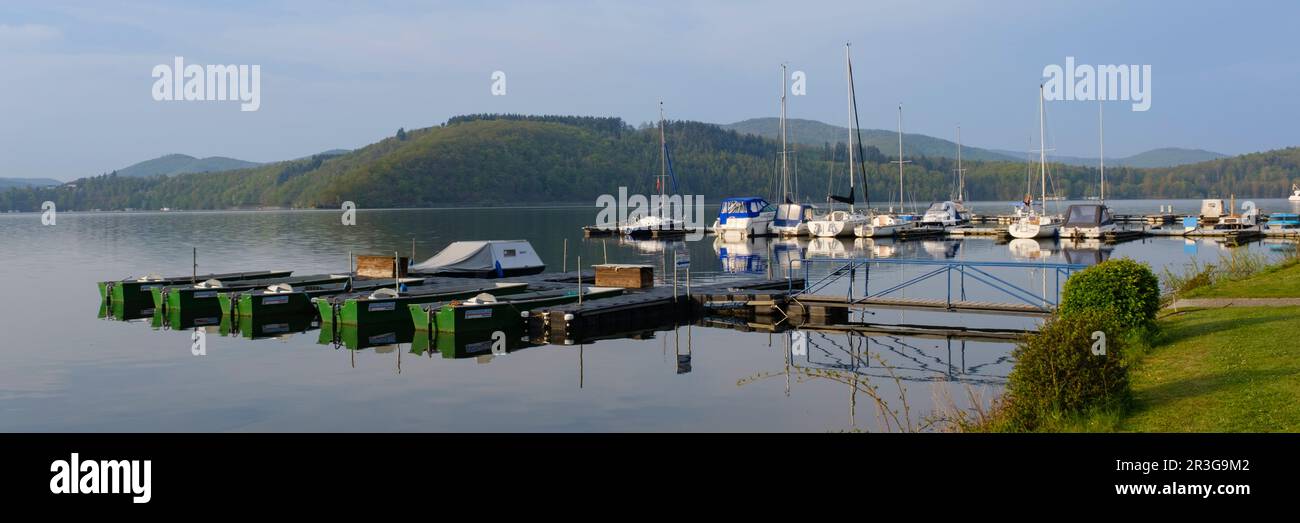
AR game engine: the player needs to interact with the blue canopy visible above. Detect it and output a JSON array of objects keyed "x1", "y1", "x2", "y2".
[{"x1": 717, "y1": 197, "x2": 771, "y2": 224}]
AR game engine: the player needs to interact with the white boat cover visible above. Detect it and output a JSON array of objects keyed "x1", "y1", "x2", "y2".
[{"x1": 411, "y1": 240, "x2": 545, "y2": 275}]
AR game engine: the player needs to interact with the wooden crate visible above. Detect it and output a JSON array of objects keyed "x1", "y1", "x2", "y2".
[
  {"x1": 356, "y1": 255, "x2": 409, "y2": 278},
  {"x1": 593, "y1": 264, "x2": 653, "y2": 289}
]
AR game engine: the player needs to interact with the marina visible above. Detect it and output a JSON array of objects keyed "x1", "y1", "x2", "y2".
[{"x1": 13, "y1": 200, "x2": 1296, "y2": 432}]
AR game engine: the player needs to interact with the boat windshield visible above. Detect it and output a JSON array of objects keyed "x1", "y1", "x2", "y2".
[
  {"x1": 1065, "y1": 205, "x2": 1111, "y2": 226},
  {"x1": 776, "y1": 204, "x2": 802, "y2": 221},
  {"x1": 720, "y1": 201, "x2": 748, "y2": 214},
  {"x1": 925, "y1": 202, "x2": 948, "y2": 213},
  {"x1": 721, "y1": 199, "x2": 769, "y2": 216}
]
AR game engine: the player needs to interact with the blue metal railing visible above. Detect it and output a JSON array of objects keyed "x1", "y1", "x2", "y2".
[{"x1": 788, "y1": 257, "x2": 1088, "y2": 312}]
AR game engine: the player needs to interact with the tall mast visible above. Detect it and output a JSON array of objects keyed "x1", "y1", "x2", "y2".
[
  {"x1": 1099, "y1": 99, "x2": 1105, "y2": 203},
  {"x1": 956, "y1": 125, "x2": 965, "y2": 203},
  {"x1": 893, "y1": 104, "x2": 911, "y2": 212},
  {"x1": 659, "y1": 100, "x2": 667, "y2": 200},
  {"x1": 844, "y1": 44, "x2": 855, "y2": 214},
  {"x1": 1038, "y1": 85, "x2": 1046, "y2": 212},
  {"x1": 780, "y1": 63, "x2": 789, "y2": 202}
]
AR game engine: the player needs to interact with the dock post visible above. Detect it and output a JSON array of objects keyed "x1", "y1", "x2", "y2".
[
  {"x1": 192, "y1": 247, "x2": 197, "y2": 284},
  {"x1": 394, "y1": 251, "x2": 400, "y2": 296},
  {"x1": 603, "y1": 239, "x2": 608, "y2": 264},
  {"x1": 347, "y1": 250, "x2": 353, "y2": 290},
  {"x1": 577, "y1": 255, "x2": 582, "y2": 305},
  {"x1": 411, "y1": 238, "x2": 415, "y2": 265},
  {"x1": 563, "y1": 239, "x2": 568, "y2": 274}
]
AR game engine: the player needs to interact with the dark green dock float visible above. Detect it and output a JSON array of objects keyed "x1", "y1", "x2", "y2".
[
  {"x1": 315, "y1": 281, "x2": 531, "y2": 326},
  {"x1": 409, "y1": 286, "x2": 624, "y2": 335},
  {"x1": 154, "y1": 274, "x2": 350, "y2": 313},
  {"x1": 220, "y1": 277, "x2": 426, "y2": 320},
  {"x1": 100, "y1": 270, "x2": 293, "y2": 307}
]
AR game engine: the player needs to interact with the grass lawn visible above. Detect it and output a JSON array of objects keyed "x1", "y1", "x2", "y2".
[
  {"x1": 1120, "y1": 306, "x2": 1300, "y2": 432},
  {"x1": 1183, "y1": 258, "x2": 1300, "y2": 299}
]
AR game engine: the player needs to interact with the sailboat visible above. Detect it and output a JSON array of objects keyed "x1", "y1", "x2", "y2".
[
  {"x1": 1061, "y1": 101, "x2": 1119, "y2": 239},
  {"x1": 920, "y1": 125, "x2": 972, "y2": 229},
  {"x1": 858, "y1": 105, "x2": 917, "y2": 237},
  {"x1": 808, "y1": 44, "x2": 870, "y2": 238},
  {"x1": 1290, "y1": 183, "x2": 1300, "y2": 202},
  {"x1": 771, "y1": 63, "x2": 818, "y2": 237},
  {"x1": 1008, "y1": 85, "x2": 1061, "y2": 239},
  {"x1": 621, "y1": 102, "x2": 686, "y2": 237}
]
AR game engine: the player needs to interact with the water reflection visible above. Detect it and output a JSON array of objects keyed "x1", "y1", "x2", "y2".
[{"x1": 739, "y1": 329, "x2": 1011, "y2": 432}]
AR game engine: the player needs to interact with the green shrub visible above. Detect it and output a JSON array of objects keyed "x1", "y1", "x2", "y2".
[
  {"x1": 1002, "y1": 311, "x2": 1130, "y2": 431},
  {"x1": 1059, "y1": 258, "x2": 1160, "y2": 331}
]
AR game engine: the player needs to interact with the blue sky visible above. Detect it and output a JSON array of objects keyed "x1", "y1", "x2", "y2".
[{"x1": 2, "y1": 0, "x2": 1297, "y2": 180}]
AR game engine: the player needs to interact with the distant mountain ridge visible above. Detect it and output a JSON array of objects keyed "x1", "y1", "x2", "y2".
[
  {"x1": 0, "y1": 177, "x2": 62, "y2": 190},
  {"x1": 112, "y1": 154, "x2": 261, "y2": 178},
  {"x1": 722, "y1": 117, "x2": 1020, "y2": 162},
  {"x1": 988, "y1": 147, "x2": 1228, "y2": 168},
  {"x1": 726, "y1": 117, "x2": 1226, "y2": 168},
  {"x1": 3, "y1": 115, "x2": 1295, "y2": 212}
]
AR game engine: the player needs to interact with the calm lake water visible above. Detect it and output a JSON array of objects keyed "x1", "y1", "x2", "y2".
[{"x1": 1, "y1": 199, "x2": 1296, "y2": 432}]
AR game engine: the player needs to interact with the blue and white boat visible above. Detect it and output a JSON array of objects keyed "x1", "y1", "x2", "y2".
[
  {"x1": 714, "y1": 197, "x2": 776, "y2": 238},
  {"x1": 1265, "y1": 212, "x2": 1299, "y2": 233}
]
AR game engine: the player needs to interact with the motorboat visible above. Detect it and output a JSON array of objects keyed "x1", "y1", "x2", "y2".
[
  {"x1": 714, "y1": 197, "x2": 776, "y2": 238},
  {"x1": 1059, "y1": 204, "x2": 1119, "y2": 239}
]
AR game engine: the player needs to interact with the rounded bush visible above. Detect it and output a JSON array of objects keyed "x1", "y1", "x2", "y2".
[
  {"x1": 1004, "y1": 310, "x2": 1129, "y2": 429},
  {"x1": 1059, "y1": 258, "x2": 1160, "y2": 331}
]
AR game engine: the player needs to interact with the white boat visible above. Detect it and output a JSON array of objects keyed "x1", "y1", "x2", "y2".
[
  {"x1": 920, "y1": 201, "x2": 969, "y2": 228},
  {"x1": 809, "y1": 209, "x2": 868, "y2": 237},
  {"x1": 808, "y1": 44, "x2": 870, "y2": 238},
  {"x1": 1060, "y1": 204, "x2": 1118, "y2": 239},
  {"x1": 1061, "y1": 104, "x2": 1120, "y2": 239},
  {"x1": 767, "y1": 64, "x2": 818, "y2": 238},
  {"x1": 410, "y1": 240, "x2": 545, "y2": 278},
  {"x1": 855, "y1": 213, "x2": 912, "y2": 237},
  {"x1": 714, "y1": 197, "x2": 776, "y2": 238},
  {"x1": 772, "y1": 203, "x2": 818, "y2": 237},
  {"x1": 1009, "y1": 85, "x2": 1060, "y2": 240},
  {"x1": 620, "y1": 102, "x2": 686, "y2": 237},
  {"x1": 1290, "y1": 183, "x2": 1300, "y2": 202},
  {"x1": 858, "y1": 103, "x2": 920, "y2": 237}
]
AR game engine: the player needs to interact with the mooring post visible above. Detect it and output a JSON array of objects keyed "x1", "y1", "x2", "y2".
[
  {"x1": 603, "y1": 239, "x2": 608, "y2": 264},
  {"x1": 394, "y1": 251, "x2": 400, "y2": 296},
  {"x1": 577, "y1": 255, "x2": 582, "y2": 305},
  {"x1": 192, "y1": 247, "x2": 197, "y2": 284},
  {"x1": 563, "y1": 239, "x2": 568, "y2": 274},
  {"x1": 347, "y1": 249, "x2": 353, "y2": 290}
]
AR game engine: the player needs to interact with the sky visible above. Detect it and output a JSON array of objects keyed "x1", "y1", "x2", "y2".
[{"x1": 2, "y1": 0, "x2": 1297, "y2": 181}]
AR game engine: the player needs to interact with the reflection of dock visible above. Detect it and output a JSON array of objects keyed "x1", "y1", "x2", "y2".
[{"x1": 790, "y1": 295, "x2": 1051, "y2": 316}]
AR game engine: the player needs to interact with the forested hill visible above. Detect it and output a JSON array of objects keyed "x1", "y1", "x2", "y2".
[{"x1": 1, "y1": 115, "x2": 1297, "y2": 212}]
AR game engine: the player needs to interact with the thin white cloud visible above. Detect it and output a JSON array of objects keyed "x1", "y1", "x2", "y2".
[{"x1": 0, "y1": 23, "x2": 63, "y2": 47}]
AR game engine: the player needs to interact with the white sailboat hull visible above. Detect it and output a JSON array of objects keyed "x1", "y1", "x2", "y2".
[
  {"x1": 808, "y1": 215, "x2": 867, "y2": 237},
  {"x1": 854, "y1": 222, "x2": 908, "y2": 238},
  {"x1": 770, "y1": 223, "x2": 808, "y2": 237},
  {"x1": 1009, "y1": 220, "x2": 1059, "y2": 239}
]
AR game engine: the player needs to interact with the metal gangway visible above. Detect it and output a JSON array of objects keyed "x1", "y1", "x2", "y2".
[{"x1": 788, "y1": 257, "x2": 1089, "y2": 314}]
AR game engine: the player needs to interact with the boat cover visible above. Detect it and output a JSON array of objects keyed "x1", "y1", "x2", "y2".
[
  {"x1": 1063, "y1": 204, "x2": 1114, "y2": 228},
  {"x1": 411, "y1": 240, "x2": 545, "y2": 276}
]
